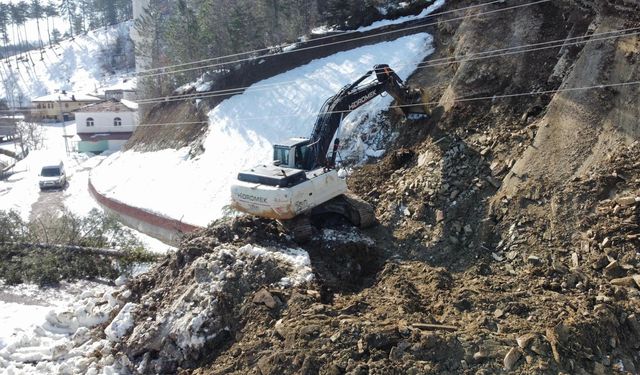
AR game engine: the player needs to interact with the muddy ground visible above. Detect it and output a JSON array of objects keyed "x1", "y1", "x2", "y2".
[{"x1": 99, "y1": 1, "x2": 640, "y2": 374}]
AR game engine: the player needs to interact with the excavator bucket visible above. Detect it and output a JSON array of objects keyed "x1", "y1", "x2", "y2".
[{"x1": 400, "y1": 87, "x2": 431, "y2": 121}]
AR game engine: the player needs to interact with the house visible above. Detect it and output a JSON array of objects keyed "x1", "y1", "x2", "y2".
[
  {"x1": 105, "y1": 88, "x2": 137, "y2": 101},
  {"x1": 103, "y1": 78, "x2": 137, "y2": 101},
  {"x1": 74, "y1": 99, "x2": 139, "y2": 153},
  {"x1": 31, "y1": 92, "x2": 102, "y2": 122}
]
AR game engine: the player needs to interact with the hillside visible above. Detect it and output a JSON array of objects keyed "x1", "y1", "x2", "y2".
[
  {"x1": 117, "y1": 1, "x2": 640, "y2": 373},
  {"x1": 3, "y1": 0, "x2": 639, "y2": 373},
  {"x1": 0, "y1": 21, "x2": 134, "y2": 107}
]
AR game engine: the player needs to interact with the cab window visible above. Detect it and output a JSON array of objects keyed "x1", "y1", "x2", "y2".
[{"x1": 274, "y1": 146, "x2": 289, "y2": 166}]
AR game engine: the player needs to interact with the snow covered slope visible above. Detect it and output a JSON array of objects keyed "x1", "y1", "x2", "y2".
[
  {"x1": 91, "y1": 33, "x2": 435, "y2": 226},
  {"x1": 0, "y1": 21, "x2": 132, "y2": 106}
]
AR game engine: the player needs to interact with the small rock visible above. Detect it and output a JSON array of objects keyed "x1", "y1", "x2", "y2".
[
  {"x1": 494, "y1": 308, "x2": 505, "y2": 318},
  {"x1": 593, "y1": 362, "x2": 606, "y2": 375},
  {"x1": 506, "y1": 251, "x2": 518, "y2": 261},
  {"x1": 389, "y1": 346, "x2": 403, "y2": 361},
  {"x1": 593, "y1": 255, "x2": 609, "y2": 270},
  {"x1": 436, "y1": 210, "x2": 444, "y2": 222},
  {"x1": 329, "y1": 331, "x2": 341, "y2": 342},
  {"x1": 115, "y1": 275, "x2": 128, "y2": 286},
  {"x1": 503, "y1": 347, "x2": 522, "y2": 370},
  {"x1": 274, "y1": 319, "x2": 286, "y2": 338},
  {"x1": 616, "y1": 196, "x2": 637, "y2": 207},
  {"x1": 603, "y1": 261, "x2": 624, "y2": 278},
  {"x1": 473, "y1": 350, "x2": 488, "y2": 362},
  {"x1": 610, "y1": 276, "x2": 638, "y2": 288},
  {"x1": 492, "y1": 253, "x2": 504, "y2": 262},
  {"x1": 403, "y1": 207, "x2": 412, "y2": 217},
  {"x1": 627, "y1": 314, "x2": 640, "y2": 338},
  {"x1": 527, "y1": 255, "x2": 541, "y2": 265},
  {"x1": 552, "y1": 259, "x2": 569, "y2": 274},
  {"x1": 517, "y1": 333, "x2": 536, "y2": 349},
  {"x1": 571, "y1": 252, "x2": 579, "y2": 269},
  {"x1": 253, "y1": 289, "x2": 278, "y2": 309}
]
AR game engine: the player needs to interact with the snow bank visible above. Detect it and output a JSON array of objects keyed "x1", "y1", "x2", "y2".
[
  {"x1": 92, "y1": 33, "x2": 435, "y2": 227},
  {"x1": 0, "y1": 280, "x2": 127, "y2": 374},
  {"x1": 358, "y1": 0, "x2": 447, "y2": 32}
]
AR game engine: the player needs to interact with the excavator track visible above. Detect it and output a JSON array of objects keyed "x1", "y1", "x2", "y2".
[
  {"x1": 313, "y1": 192, "x2": 376, "y2": 228},
  {"x1": 341, "y1": 193, "x2": 376, "y2": 228},
  {"x1": 280, "y1": 216, "x2": 313, "y2": 243}
]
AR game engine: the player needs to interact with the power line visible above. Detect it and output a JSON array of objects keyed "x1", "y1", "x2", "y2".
[
  {"x1": 124, "y1": 79, "x2": 640, "y2": 127},
  {"x1": 0, "y1": 0, "x2": 552, "y2": 112},
  {"x1": 1, "y1": 25, "x2": 636, "y2": 114},
  {"x1": 132, "y1": 28, "x2": 640, "y2": 106},
  {"x1": 132, "y1": 0, "x2": 516, "y2": 76},
  {"x1": 134, "y1": 0, "x2": 552, "y2": 80},
  {"x1": 5, "y1": 79, "x2": 636, "y2": 129}
]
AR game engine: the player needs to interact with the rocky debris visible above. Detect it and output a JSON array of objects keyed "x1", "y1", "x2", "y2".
[
  {"x1": 65, "y1": 2, "x2": 640, "y2": 374},
  {"x1": 121, "y1": 241, "x2": 314, "y2": 373}
]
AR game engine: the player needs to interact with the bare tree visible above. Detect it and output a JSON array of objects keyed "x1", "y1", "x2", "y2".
[{"x1": 15, "y1": 121, "x2": 44, "y2": 156}]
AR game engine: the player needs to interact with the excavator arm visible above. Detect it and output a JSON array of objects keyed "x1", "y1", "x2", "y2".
[{"x1": 304, "y1": 64, "x2": 428, "y2": 170}]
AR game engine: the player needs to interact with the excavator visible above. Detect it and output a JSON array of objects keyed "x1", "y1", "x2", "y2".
[{"x1": 230, "y1": 64, "x2": 429, "y2": 240}]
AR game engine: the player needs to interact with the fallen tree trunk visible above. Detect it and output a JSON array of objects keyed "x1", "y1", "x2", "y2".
[
  {"x1": 0, "y1": 148, "x2": 18, "y2": 160},
  {"x1": 1, "y1": 242, "x2": 131, "y2": 257}
]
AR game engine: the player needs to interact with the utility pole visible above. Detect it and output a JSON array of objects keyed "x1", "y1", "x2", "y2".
[{"x1": 58, "y1": 95, "x2": 69, "y2": 156}]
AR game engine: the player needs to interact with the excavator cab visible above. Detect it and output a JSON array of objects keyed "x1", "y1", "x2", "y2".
[{"x1": 273, "y1": 138, "x2": 312, "y2": 170}]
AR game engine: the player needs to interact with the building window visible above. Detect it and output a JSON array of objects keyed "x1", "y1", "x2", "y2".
[
  {"x1": 86, "y1": 118, "x2": 94, "y2": 127},
  {"x1": 114, "y1": 117, "x2": 122, "y2": 126},
  {"x1": 65, "y1": 103, "x2": 69, "y2": 108}
]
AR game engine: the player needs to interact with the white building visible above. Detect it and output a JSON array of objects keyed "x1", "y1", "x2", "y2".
[{"x1": 74, "y1": 99, "x2": 139, "y2": 153}]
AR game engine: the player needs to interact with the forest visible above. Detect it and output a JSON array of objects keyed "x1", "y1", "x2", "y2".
[
  {"x1": 0, "y1": 0, "x2": 132, "y2": 55},
  {"x1": 134, "y1": 0, "x2": 433, "y2": 91}
]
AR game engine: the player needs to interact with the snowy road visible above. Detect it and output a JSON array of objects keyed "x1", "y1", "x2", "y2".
[
  {"x1": 0, "y1": 121, "x2": 174, "y2": 254},
  {"x1": 29, "y1": 189, "x2": 66, "y2": 222}
]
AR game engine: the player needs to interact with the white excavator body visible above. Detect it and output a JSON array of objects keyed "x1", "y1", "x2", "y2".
[{"x1": 230, "y1": 167, "x2": 347, "y2": 220}]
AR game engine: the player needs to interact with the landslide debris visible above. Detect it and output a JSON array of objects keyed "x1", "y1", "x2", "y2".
[{"x1": 94, "y1": 1, "x2": 640, "y2": 374}]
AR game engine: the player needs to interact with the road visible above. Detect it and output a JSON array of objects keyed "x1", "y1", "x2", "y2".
[{"x1": 29, "y1": 187, "x2": 66, "y2": 223}]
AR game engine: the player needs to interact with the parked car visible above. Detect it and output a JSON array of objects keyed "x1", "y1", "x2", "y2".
[{"x1": 39, "y1": 161, "x2": 67, "y2": 190}]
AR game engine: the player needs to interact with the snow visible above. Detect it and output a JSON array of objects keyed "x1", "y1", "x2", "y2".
[
  {"x1": 92, "y1": 33, "x2": 436, "y2": 227},
  {"x1": 0, "y1": 21, "x2": 133, "y2": 106},
  {"x1": 358, "y1": 0, "x2": 447, "y2": 32},
  {"x1": 0, "y1": 0, "x2": 71, "y2": 46},
  {"x1": 237, "y1": 244, "x2": 313, "y2": 287},
  {"x1": 0, "y1": 120, "x2": 175, "y2": 254},
  {"x1": 104, "y1": 302, "x2": 137, "y2": 342},
  {"x1": 0, "y1": 6, "x2": 447, "y2": 372},
  {"x1": 31, "y1": 93, "x2": 101, "y2": 102},
  {"x1": 0, "y1": 281, "x2": 115, "y2": 370},
  {"x1": 119, "y1": 99, "x2": 138, "y2": 110},
  {"x1": 0, "y1": 122, "x2": 73, "y2": 219}
]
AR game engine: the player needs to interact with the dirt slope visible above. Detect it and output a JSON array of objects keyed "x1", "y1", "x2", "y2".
[{"x1": 100, "y1": 1, "x2": 640, "y2": 374}]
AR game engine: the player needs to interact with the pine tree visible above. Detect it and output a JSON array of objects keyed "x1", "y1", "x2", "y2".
[
  {"x1": 59, "y1": 0, "x2": 76, "y2": 37},
  {"x1": 0, "y1": 4, "x2": 10, "y2": 55},
  {"x1": 44, "y1": 2, "x2": 58, "y2": 46},
  {"x1": 30, "y1": 0, "x2": 45, "y2": 49}
]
